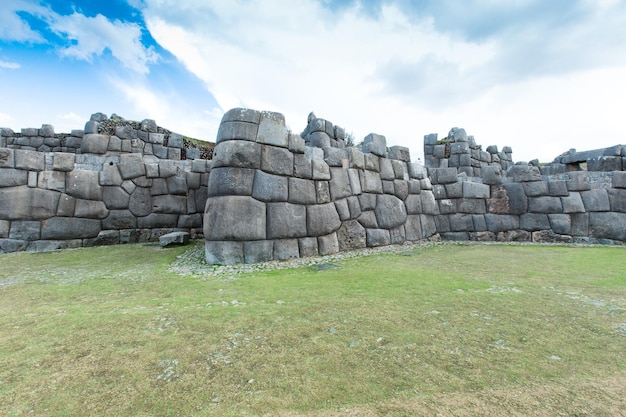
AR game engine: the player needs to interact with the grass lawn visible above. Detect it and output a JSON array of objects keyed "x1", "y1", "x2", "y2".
[{"x1": 0, "y1": 242, "x2": 624, "y2": 416}]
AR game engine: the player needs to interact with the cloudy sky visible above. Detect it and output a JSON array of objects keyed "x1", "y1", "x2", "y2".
[{"x1": 1, "y1": 0, "x2": 625, "y2": 163}]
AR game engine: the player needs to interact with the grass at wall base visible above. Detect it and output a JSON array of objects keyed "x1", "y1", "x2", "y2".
[{"x1": 0, "y1": 242, "x2": 624, "y2": 416}]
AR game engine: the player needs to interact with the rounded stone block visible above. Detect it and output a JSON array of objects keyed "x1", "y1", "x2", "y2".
[
  {"x1": 212, "y1": 140, "x2": 262, "y2": 169},
  {"x1": 221, "y1": 108, "x2": 262, "y2": 124},
  {"x1": 375, "y1": 194, "x2": 407, "y2": 229},
  {"x1": 267, "y1": 203, "x2": 307, "y2": 239},
  {"x1": 306, "y1": 202, "x2": 341, "y2": 237},
  {"x1": 204, "y1": 196, "x2": 266, "y2": 241},
  {"x1": 217, "y1": 121, "x2": 260, "y2": 143},
  {"x1": 252, "y1": 170, "x2": 288, "y2": 202},
  {"x1": 205, "y1": 240, "x2": 244, "y2": 265},
  {"x1": 208, "y1": 167, "x2": 255, "y2": 197},
  {"x1": 41, "y1": 217, "x2": 101, "y2": 239}
]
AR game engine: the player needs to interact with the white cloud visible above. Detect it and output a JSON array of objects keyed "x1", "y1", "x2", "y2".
[
  {"x1": 137, "y1": 0, "x2": 626, "y2": 161},
  {"x1": 48, "y1": 12, "x2": 159, "y2": 74},
  {"x1": 0, "y1": 60, "x2": 20, "y2": 69},
  {"x1": 0, "y1": 0, "x2": 47, "y2": 42}
]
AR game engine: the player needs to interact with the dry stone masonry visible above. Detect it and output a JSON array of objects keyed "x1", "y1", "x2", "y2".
[
  {"x1": 2, "y1": 107, "x2": 626, "y2": 261},
  {"x1": 0, "y1": 114, "x2": 210, "y2": 253}
]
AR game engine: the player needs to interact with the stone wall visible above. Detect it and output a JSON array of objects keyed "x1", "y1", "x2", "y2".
[
  {"x1": 203, "y1": 108, "x2": 439, "y2": 265},
  {"x1": 0, "y1": 115, "x2": 210, "y2": 254}
]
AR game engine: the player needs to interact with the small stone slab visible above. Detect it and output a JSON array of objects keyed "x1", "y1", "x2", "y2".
[{"x1": 159, "y1": 231, "x2": 190, "y2": 247}]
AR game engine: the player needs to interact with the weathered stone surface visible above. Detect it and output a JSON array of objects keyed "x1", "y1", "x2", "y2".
[
  {"x1": 531, "y1": 230, "x2": 573, "y2": 243},
  {"x1": 158, "y1": 160, "x2": 177, "y2": 178},
  {"x1": 204, "y1": 196, "x2": 266, "y2": 241},
  {"x1": 520, "y1": 213, "x2": 550, "y2": 231},
  {"x1": 38, "y1": 171, "x2": 65, "y2": 192},
  {"x1": 257, "y1": 111, "x2": 288, "y2": 147},
  {"x1": 511, "y1": 165, "x2": 541, "y2": 182},
  {"x1": 587, "y1": 156, "x2": 622, "y2": 171},
  {"x1": 0, "y1": 169, "x2": 28, "y2": 187},
  {"x1": 243, "y1": 241, "x2": 274, "y2": 263},
  {"x1": 358, "y1": 211, "x2": 378, "y2": 228},
  {"x1": 449, "y1": 213, "x2": 473, "y2": 231},
  {"x1": 567, "y1": 171, "x2": 591, "y2": 191},
  {"x1": 420, "y1": 214, "x2": 438, "y2": 237},
  {"x1": 318, "y1": 233, "x2": 339, "y2": 255},
  {"x1": 15, "y1": 150, "x2": 44, "y2": 171},
  {"x1": 547, "y1": 180, "x2": 569, "y2": 197},
  {"x1": 52, "y1": 152, "x2": 75, "y2": 172},
  {"x1": 336, "y1": 219, "x2": 366, "y2": 251},
  {"x1": 347, "y1": 147, "x2": 365, "y2": 169},
  {"x1": 366, "y1": 229, "x2": 390, "y2": 247},
  {"x1": 375, "y1": 194, "x2": 407, "y2": 229},
  {"x1": 608, "y1": 189, "x2": 626, "y2": 212},
  {"x1": 311, "y1": 159, "x2": 331, "y2": 180},
  {"x1": 334, "y1": 199, "x2": 350, "y2": 221},
  {"x1": 166, "y1": 176, "x2": 187, "y2": 195},
  {"x1": 307, "y1": 202, "x2": 341, "y2": 236},
  {"x1": 379, "y1": 158, "x2": 395, "y2": 180},
  {"x1": 128, "y1": 187, "x2": 153, "y2": 217},
  {"x1": 420, "y1": 191, "x2": 438, "y2": 215},
  {"x1": 261, "y1": 145, "x2": 293, "y2": 176},
  {"x1": 482, "y1": 166, "x2": 502, "y2": 185},
  {"x1": 102, "y1": 210, "x2": 137, "y2": 229},
  {"x1": 81, "y1": 134, "x2": 109, "y2": 154},
  {"x1": 560, "y1": 192, "x2": 585, "y2": 213},
  {"x1": 364, "y1": 153, "x2": 380, "y2": 172},
  {"x1": 118, "y1": 154, "x2": 145, "y2": 180},
  {"x1": 388, "y1": 146, "x2": 411, "y2": 162},
  {"x1": 9, "y1": 221, "x2": 40, "y2": 240},
  {"x1": 294, "y1": 154, "x2": 312, "y2": 179},
  {"x1": 153, "y1": 195, "x2": 187, "y2": 214},
  {"x1": 363, "y1": 133, "x2": 386, "y2": 157},
  {"x1": 462, "y1": 182, "x2": 490, "y2": 199},
  {"x1": 298, "y1": 237, "x2": 319, "y2": 258},
  {"x1": 571, "y1": 213, "x2": 589, "y2": 236},
  {"x1": 497, "y1": 230, "x2": 530, "y2": 242},
  {"x1": 613, "y1": 171, "x2": 626, "y2": 189},
  {"x1": 41, "y1": 217, "x2": 101, "y2": 239},
  {"x1": 274, "y1": 239, "x2": 300, "y2": 260},
  {"x1": 548, "y1": 214, "x2": 571, "y2": 235},
  {"x1": 393, "y1": 180, "x2": 409, "y2": 200},
  {"x1": 205, "y1": 240, "x2": 244, "y2": 265},
  {"x1": 56, "y1": 194, "x2": 76, "y2": 217},
  {"x1": 267, "y1": 203, "x2": 307, "y2": 239},
  {"x1": 137, "y1": 213, "x2": 178, "y2": 228},
  {"x1": 405, "y1": 194, "x2": 422, "y2": 215},
  {"x1": 581, "y1": 189, "x2": 610, "y2": 212},
  {"x1": 323, "y1": 147, "x2": 348, "y2": 167},
  {"x1": 289, "y1": 133, "x2": 305, "y2": 154},
  {"x1": 457, "y1": 198, "x2": 486, "y2": 214},
  {"x1": 253, "y1": 170, "x2": 288, "y2": 202},
  {"x1": 75, "y1": 199, "x2": 108, "y2": 219},
  {"x1": 159, "y1": 231, "x2": 190, "y2": 246},
  {"x1": 485, "y1": 214, "x2": 519, "y2": 232},
  {"x1": 0, "y1": 220, "x2": 8, "y2": 238},
  {"x1": 329, "y1": 168, "x2": 352, "y2": 201},
  {"x1": 315, "y1": 181, "x2": 331, "y2": 204},
  {"x1": 528, "y1": 196, "x2": 563, "y2": 214},
  {"x1": 288, "y1": 177, "x2": 316, "y2": 205},
  {"x1": 212, "y1": 140, "x2": 262, "y2": 169},
  {"x1": 0, "y1": 148, "x2": 15, "y2": 168},
  {"x1": 489, "y1": 183, "x2": 527, "y2": 215},
  {"x1": 178, "y1": 213, "x2": 202, "y2": 228},
  {"x1": 208, "y1": 167, "x2": 255, "y2": 197},
  {"x1": 361, "y1": 170, "x2": 383, "y2": 194},
  {"x1": 222, "y1": 108, "x2": 262, "y2": 124},
  {"x1": 83, "y1": 230, "x2": 121, "y2": 247},
  {"x1": 0, "y1": 238, "x2": 27, "y2": 252},
  {"x1": 521, "y1": 181, "x2": 548, "y2": 197}
]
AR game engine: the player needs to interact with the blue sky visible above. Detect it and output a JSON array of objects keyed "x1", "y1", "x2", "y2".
[{"x1": 1, "y1": 0, "x2": 626, "y2": 162}]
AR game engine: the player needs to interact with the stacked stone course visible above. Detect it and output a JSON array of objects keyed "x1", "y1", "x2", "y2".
[
  {"x1": 203, "y1": 108, "x2": 438, "y2": 265},
  {"x1": 0, "y1": 114, "x2": 210, "y2": 254}
]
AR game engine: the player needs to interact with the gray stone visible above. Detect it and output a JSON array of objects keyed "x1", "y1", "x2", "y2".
[
  {"x1": 462, "y1": 182, "x2": 489, "y2": 199},
  {"x1": 359, "y1": 193, "x2": 377, "y2": 211},
  {"x1": 405, "y1": 194, "x2": 422, "y2": 215},
  {"x1": 75, "y1": 199, "x2": 109, "y2": 219},
  {"x1": 571, "y1": 213, "x2": 589, "y2": 236},
  {"x1": 488, "y1": 183, "x2": 527, "y2": 215},
  {"x1": 388, "y1": 146, "x2": 411, "y2": 162},
  {"x1": 137, "y1": 213, "x2": 178, "y2": 228},
  {"x1": 0, "y1": 239, "x2": 28, "y2": 252},
  {"x1": 28, "y1": 171, "x2": 37, "y2": 188},
  {"x1": 186, "y1": 172, "x2": 201, "y2": 190},
  {"x1": 441, "y1": 232, "x2": 470, "y2": 241},
  {"x1": 294, "y1": 154, "x2": 312, "y2": 179},
  {"x1": 315, "y1": 181, "x2": 331, "y2": 204},
  {"x1": 274, "y1": 239, "x2": 300, "y2": 260},
  {"x1": 379, "y1": 158, "x2": 395, "y2": 181},
  {"x1": 267, "y1": 203, "x2": 307, "y2": 239},
  {"x1": 191, "y1": 159, "x2": 208, "y2": 173},
  {"x1": 457, "y1": 198, "x2": 486, "y2": 214},
  {"x1": 520, "y1": 213, "x2": 550, "y2": 231},
  {"x1": 99, "y1": 163, "x2": 123, "y2": 186},
  {"x1": 522, "y1": 181, "x2": 548, "y2": 197},
  {"x1": 434, "y1": 168, "x2": 458, "y2": 184},
  {"x1": 393, "y1": 180, "x2": 409, "y2": 200},
  {"x1": 83, "y1": 230, "x2": 121, "y2": 247},
  {"x1": 159, "y1": 231, "x2": 190, "y2": 246},
  {"x1": 9, "y1": 221, "x2": 40, "y2": 240},
  {"x1": 0, "y1": 169, "x2": 28, "y2": 187},
  {"x1": 253, "y1": 170, "x2": 288, "y2": 202},
  {"x1": 324, "y1": 147, "x2": 348, "y2": 167},
  {"x1": 132, "y1": 175, "x2": 153, "y2": 188},
  {"x1": 56, "y1": 194, "x2": 76, "y2": 217},
  {"x1": 548, "y1": 214, "x2": 571, "y2": 235},
  {"x1": 334, "y1": 199, "x2": 350, "y2": 221},
  {"x1": 445, "y1": 182, "x2": 463, "y2": 198},
  {"x1": 41, "y1": 217, "x2": 101, "y2": 239},
  {"x1": 531, "y1": 230, "x2": 572, "y2": 244},
  {"x1": 408, "y1": 179, "x2": 421, "y2": 195},
  {"x1": 450, "y1": 142, "x2": 469, "y2": 154},
  {"x1": 204, "y1": 196, "x2": 266, "y2": 241},
  {"x1": 613, "y1": 171, "x2": 626, "y2": 189},
  {"x1": 37, "y1": 171, "x2": 65, "y2": 192},
  {"x1": 128, "y1": 186, "x2": 153, "y2": 216},
  {"x1": 347, "y1": 196, "x2": 362, "y2": 219},
  {"x1": 148, "y1": 132, "x2": 165, "y2": 145},
  {"x1": 391, "y1": 160, "x2": 408, "y2": 180},
  {"x1": 257, "y1": 111, "x2": 288, "y2": 147},
  {"x1": 118, "y1": 154, "x2": 145, "y2": 180},
  {"x1": 589, "y1": 212, "x2": 626, "y2": 241},
  {"x1": 121, "y1": 179, "x2": 136, "y2": 195},
  {"x1": 0, "y1": 148, "x2": 15, "y2": 168},
  {"x1": 361, "y1": 171, "x2": 383, "y2": 194},
  {"x1": 166, "y1": 176, "x2": 188, "y2": 195},
  {"x1": 307, "y1": 202, "x2": 341, "y2": 236},
  {"x1": 366, "y1": 229, "x2": 390, "y2": 247},
  {"x1": 561, "y1": 192, "x2": 585, "y2": 213},
  {"x1": 375, "y1": 194, "x2": 407, "y2": 229},
  {"x1": 308, "y1": 131, "x2": 331, "y2": 148},
  {"x1": 449, "y1": 214, "x2": 474, "y2": 232},
  {"x1": 336, "y1": 219, "x2": 366, "y2": 251},
  {"x1": 298, "y1": 237, "x2": 319, "y2": 258},
  {"x1": 222, "y1": 108, "x2": 262, "y2": 124},
  {"x1": 208, "y1": 167, "x2": 255, "y2": 197},
  {"x1": 288, "y1": 133, "x2": 305, "y2": 154},
  {"x1": 347, "y1": 147, "x2": 365, "y2": 169},
  {"x1": 140, "y1": 119, "x2": 157, "y2": 133},
  {"x1": 408, "y1": 163, "x2": 426, "y2": 180},
  {"x1": 420, "y1": 214, "x2": 438, "y2": 237},
  {"x1": 0, "y1": 186, "x2": 32, "y2": 219},
  {"x1": 0, "y1": 220, "x2": 8, "y2": 238},
  {"x1": 159, "y1": 160, "x2": 177, "y2": 178},
  {"x1": 153, "y1": 195, "x2": 187, "y2": 214},
  {"x1": 357, "y1": 211, "x2": 378, "y2": 228},
  {"x1": 587, "y1": 156, "x2": 622, "y2": 171},
  {"x1": 364, "y1": 153, "x2": 380, "y2": 172},
  {"x1": 363, "y1": 133, "x2": 386, "y2": 157},
  {"x1": 529, "y1": 196, "x2": 563, "y2": 214},
  {"x1": 472, "y1": 214, "x2": 487, "y2": 231},
  {"x1": 608, "y1": 189, "x2": 626, "y2": 212},
  {"x1": 580, "y1": 189, "x2": 610, "y2": 212},
  {"x1": 311, "y1": 159, "x2": 331, "y2": 180},
  {"x1": 84, "y1": 120, "x2": 98, "y2": 134},
  {"x1": 567, "y1": 171, "x2": 591, "y2": 191},
  {"x1": 178, "y1": 213, "x2": 202, "y2": 228},
  {"x1": 15, "y1": 150, "x2": 44, "y2": 171},
  {"x1": 81, "y1": 134, "x2": 109, "y2": 154},
  {"x1": 329, "y1": 168, "x2": 352, "y2": 201},
  {"x1": 212, "y1": 140, "x2": 262, "y2": 169},
  {"x1": 244, "y1": 241, "x2": 274, "y2": 263},
  {"x1": 511, "y1": 165, "x2": 541, "y2": 182},
  {"x1": 318, "y1": 233, "x2": 339, "y2": 255},
  {"x1": 261, "y1": 145, "x2": 293, "y2": 176},
  {"x1": 548, "y1": 180, "x2": 569, "y2": 197},
  {"x1": 288, "y1": 177, "x2": 316, "y2": 205},
  {"x1": 205, "y1": 241, "x2": 244, "y2": 265},
  {"x1": 102, "y1": 210, "x2": 137, "y2": 229},
  {"x1": 420, "y1": 191, "x2": 438, "y2": 215},
  {"x1": 348, "y1": 169, "x2": 362, "y2": 195},
  {"x1": 484, "y1": 214, "x2": 520, "y2": 232}
]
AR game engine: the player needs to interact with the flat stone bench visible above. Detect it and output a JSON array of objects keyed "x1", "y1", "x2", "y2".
[{"x1": 159, "y1": 231, "x2": 190, "y2": 247}]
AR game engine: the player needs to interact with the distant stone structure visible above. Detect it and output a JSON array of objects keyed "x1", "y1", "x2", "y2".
[
  {"x1": 2, "y1": 108, "x2": 626, "y2": 260},
  {"x1": 0, "y1": 114, "x2": 209, "y2": 253}
]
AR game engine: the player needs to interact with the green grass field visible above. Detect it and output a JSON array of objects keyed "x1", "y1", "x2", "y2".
[{"x1": 1, "y1": 242, "x2": 624, "y2": 416}]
